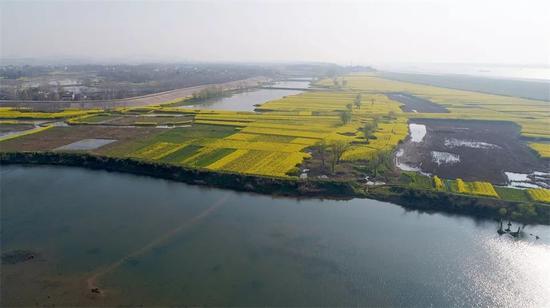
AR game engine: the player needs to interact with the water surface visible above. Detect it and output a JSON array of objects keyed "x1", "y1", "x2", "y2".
[
  {"x1": 1, "y1": 165, "x2": 549, "y2": 306},
  {"x1": 185, "y1": 80, "x2": 309, "y2": 111}
]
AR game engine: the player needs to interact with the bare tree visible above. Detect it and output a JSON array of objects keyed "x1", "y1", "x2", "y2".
[
  {"x1": 354, "y1": 93, "x2": 362, "y2": 109},
  {"x1": 329, "y1": 140, "x2": 351, "y2": 173},
  {"x1": 339, "y1": 111, "x2": 352, "y2": 125},
  {"x1": 315, "y1": 139, "x2": 328, "y2": 169}
]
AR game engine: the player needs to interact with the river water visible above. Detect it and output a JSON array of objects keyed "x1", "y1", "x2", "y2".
[
  {"x1": 1, "y1": 165, "x2": 549, "y2": 306},
  {"x1": 184, "y1": 80, "x2": 309, "y2": 111}
]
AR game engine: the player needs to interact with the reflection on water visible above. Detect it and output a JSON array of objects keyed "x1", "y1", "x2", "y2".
[
  {"x1": 1, "y1": 165, "x2": 549, "y2": 306},
  {"x1": 264, "y1": 80, "x2": 312, "y2": 89},
  {"x1": 185, "y1": 80, "x2": 309, "y2": 111},
  {"x1": 464, "y1": 235, "x2": 550, "y2": 307},
  {"x1": 409, "y1": 123, "x2": 426, "y2": 143}
]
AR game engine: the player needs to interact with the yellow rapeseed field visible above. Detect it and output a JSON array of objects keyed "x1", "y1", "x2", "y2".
[
  {"x1": 433, "y1": 176, "x2": 444, "y2": 190},
  {"x1": 0, "y1": 107, "x2": 100, "y2": 119},
  {"x1": 527, "y1": 188, "x2": 550, "y2": 203},
  {"x1": 454, "y1": 178, "x2": 499, "y2": 198},
  {"x1": 529, "y1": 143, "x2": 550, "y2": 158},
  {"x1": 131, "y1": 142, "x2": 187, "y2": 160}
]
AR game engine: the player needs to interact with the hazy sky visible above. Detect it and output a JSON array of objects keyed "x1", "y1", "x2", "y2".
[{"x1": 1, "y1": 0, "x2": 549, "y2": 65}]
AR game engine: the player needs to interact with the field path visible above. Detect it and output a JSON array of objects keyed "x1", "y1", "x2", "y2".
[{"x1": 85, "y1": 193, "x2": 231, "y2": 295}]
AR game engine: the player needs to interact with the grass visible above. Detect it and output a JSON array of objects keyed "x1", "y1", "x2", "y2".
[
  {"x1": 186, "y1": 147, "x2": 236, "y2": 167},
  {"x1": 156, "y1": 125, "x2": 237, "y2": 141},
  {"x1": 494, "y1": 187, "x2": 529, "y2": 202},
  {"x1": 161, "y1": 144, "x2": 203, "y2": 163},
  {"x1": 130, "y1": 142, "x2": 187, "y2": 160},
  {"x1": 399, "y1": 172, "x2": 433, "y2": 190}
]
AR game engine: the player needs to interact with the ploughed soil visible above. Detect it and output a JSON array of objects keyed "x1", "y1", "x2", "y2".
[
  {"x1": 0, "y1": 124, "x2": 36, "y2": 134},
  {"x1": 90, "y1": 114, "x2": 193, "y2": 126},
  {"x1": 0, "y1": 126, "x2": 166, "y2": 152},
  {"x1": 386, "y1": 92, "x2": 449, "y2": 113},
  {"x1": 396, "y1": 119, "x2": 549, "y2": 185}
]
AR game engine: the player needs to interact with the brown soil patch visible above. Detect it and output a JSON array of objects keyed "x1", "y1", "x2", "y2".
[
  {"x1": 387, "y1": 92, "x2": 449, "y2": 113},
  {"x1": 0, "y1": 126, "x2": 166, "y2": 152},
  {"x1": 397, "y1": 119, "x2": 549, "y2": 184},
  {"x1": 0, "y1": 124, "x2": 36, "y2": 134}
]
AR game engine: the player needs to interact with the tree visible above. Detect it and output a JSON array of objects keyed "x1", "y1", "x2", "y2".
[
  {"x1": 363, "y1": 122, "x2": 376, "y2": 142},
  {"x1": 365, "y1": 151, "x2": 393, "y2": 179},
  {"x1": 339, "y1": 111, "x2": 352, "y2": 125},
  {"x1": 329, "y1": 140, "x2": 350, "y2": 173},
  {"x1": 315, "y1": 139, "x2": 328, "y2": 169},
  {"x1": 363, "y1": 117, "x2": 379, "y2": 141},
  {"x1": 354, "y1": 93, "x2": 362, "y2": 109}
]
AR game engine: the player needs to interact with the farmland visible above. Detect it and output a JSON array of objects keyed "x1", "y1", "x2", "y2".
[{"x1": 1, "y1": 72, "x2": 549, "y2": 222}]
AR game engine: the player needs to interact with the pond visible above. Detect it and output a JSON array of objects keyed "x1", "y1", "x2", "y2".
[
  {"x1": 184, "y1": 80, "x2": 310, "y2": 111},
  {"x1": 1, "y1": 165, "x2": 549, "y2": 306}
]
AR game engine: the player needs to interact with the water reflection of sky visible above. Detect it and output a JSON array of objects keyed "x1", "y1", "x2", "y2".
[{"x1": 2, "y1": 165, "x2": 549, "y2": 306}]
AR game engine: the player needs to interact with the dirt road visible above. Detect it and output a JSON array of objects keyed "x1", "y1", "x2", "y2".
[{"x1": 0, "y1": 77, "x2": 269, "y2": 110}]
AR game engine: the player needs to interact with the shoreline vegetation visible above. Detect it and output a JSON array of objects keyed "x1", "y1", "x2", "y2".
[{"x1": 2, "y1": 151, "x2": 549, "y2": 225}]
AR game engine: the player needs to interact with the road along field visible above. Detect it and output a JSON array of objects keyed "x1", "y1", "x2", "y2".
[{"x1": 0, "y1": 77, "x2": 269, "y2": 110}]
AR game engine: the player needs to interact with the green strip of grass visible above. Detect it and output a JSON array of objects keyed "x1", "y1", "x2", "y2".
[
  {"x1": 445, "y1": 179, "x2": 457, "y2": 193},
  {"x1": 155, "y1": 124, "x2": 237, "y2": 143},
  {"x1": 190, "y1": 148, "x2": 236, "y2": 167},
  {"x1": 161, "y1": 144, "x2": 202, "y2": 163},
  {"x1": 399, "y1": 172, "x2": 433, "y2": 190},
  {"x1": 494, "y1": 186, "x2": 530, "y2": 202}
]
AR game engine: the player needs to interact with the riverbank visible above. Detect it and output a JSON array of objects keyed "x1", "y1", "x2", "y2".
[
  {"x1": 0, "y1": 77, "x2": 269, "y2": 110},
  {"x1": 2, "y1": 151, "x2": 548, "y2": 225}
]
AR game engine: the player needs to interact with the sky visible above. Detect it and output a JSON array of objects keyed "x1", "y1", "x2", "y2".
[{"x1": 1, "y1": 0, "x2": 549, "y2": 66}]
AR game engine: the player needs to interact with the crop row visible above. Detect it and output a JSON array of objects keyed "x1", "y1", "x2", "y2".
[
  {"x1": 130, "y1": 142, "x2": 187, "y2": 160},
  {"x1": 207, "y1": 149, "x2": 307, "y2": 177},
  {"x1": 527, "y1": 188, "x2": 550, "y2": 203}
]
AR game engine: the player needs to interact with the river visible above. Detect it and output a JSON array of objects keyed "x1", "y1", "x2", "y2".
[
  {"x1": 1, "y1": 165, "x2": 549, "y2": 306},
  {"x1": 184, "y1": 80, "x2": 310, "y2": 111}
]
